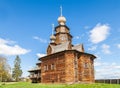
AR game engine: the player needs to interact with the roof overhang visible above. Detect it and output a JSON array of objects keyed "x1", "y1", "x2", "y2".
[{"x1": 39, "y1": 50, "x2": 96, "y2": 60}]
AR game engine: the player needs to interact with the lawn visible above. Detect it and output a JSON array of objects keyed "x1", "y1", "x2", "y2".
[{"x1": 0, "y1": 82, "x2": 120, "y2": 88}]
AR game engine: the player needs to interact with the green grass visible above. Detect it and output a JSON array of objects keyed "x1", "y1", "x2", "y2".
[{"x1": 0, "y1": 82, "x2": 120, "y2": 88}]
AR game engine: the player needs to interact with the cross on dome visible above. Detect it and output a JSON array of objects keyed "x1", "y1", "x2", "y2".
[
  {"x1": 58, "y1": 6, "x2": 66, "y2": 25},
  {"x1": 52, "y1": 24, "x2": 54, "y2": 35},
  {"x1": 60, "y1": 6, "x2": 62, "y2": 16},
  {"x1": 50, "y1": 24, "x2": 56, "y2": 43}
]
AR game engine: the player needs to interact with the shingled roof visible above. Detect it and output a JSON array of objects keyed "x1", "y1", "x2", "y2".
[
  {"x1": 72, "y1": 44, "x2": 84, "y2": 52},
  {"x1": 50, "y1": 41, "x2": 70, "y2": 53}
]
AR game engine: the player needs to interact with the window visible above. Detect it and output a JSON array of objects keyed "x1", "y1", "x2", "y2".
[
  {"x1": 51, "y1": 64, "x2": 55, "y2": 70},
  {"x1": 44, "y1": 65, "x2": 48, "y2": 71},
  {"x1": 84, "y1": 63, "x2": 89, "y2": 68}
]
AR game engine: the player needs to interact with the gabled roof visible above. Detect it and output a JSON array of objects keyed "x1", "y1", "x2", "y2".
[
  {"x1": 72, "y1": 44, "x2": 84, "y2": 52},
  {"x1": 50, "y1": 41, "x2": 70, "y2": 54}
]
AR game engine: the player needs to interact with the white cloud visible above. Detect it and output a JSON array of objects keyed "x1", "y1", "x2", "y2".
[
  {"x1": 89, "y1": 23, "x2": 110, "y2": 44},
  {"x1": 101, "y1": 44, "x2": 111, "y2": 54},
  {"x1": 74, "y1": 34, "x2": 85, "y2": 40},
  {"x1": 94, "y1": 61, "x2": 102, "y2": 66},
  {"x1": 95, "y1": 61, "x2": 120, "y2": 79},
  {"x1": 36, "y1": 53, "x2": 46, "y2": 58},
  {"x1": 94, "y1": 60, "x2": 108, "y2": 67},
  {"x1": 33, "y1": 36, "x2": 47, "y2": 43},
  {"x1": 84, "y1": 26, "x2": 90, "y2": 29},
  {"x1": 88, "y1": 45, "x2": 97, "y2": 51},
  {"x1": 117, "y1": 44, "x2": 120, "y2": 48},
  {"x1": 0, "y1": 38, "x2": 30, "y2": 56},
  {"x1": 0, "y1": 38, "x2": 16, "y2": 45},
  {"x1": 74, "y1": 36, "x2": 80, "y2": 39}
]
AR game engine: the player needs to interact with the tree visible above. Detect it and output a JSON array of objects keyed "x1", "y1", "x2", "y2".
[
  {"x1": 0, "y1": 56, "x2": 11, "y2": 82},
  {"x1": 12, "y1": 55, "x2": 22, "y2": 81}
]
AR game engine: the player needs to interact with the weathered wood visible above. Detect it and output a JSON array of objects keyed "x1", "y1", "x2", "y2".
[{"x1": 40, "y1": 50, "x2": 95, "y2": 83}]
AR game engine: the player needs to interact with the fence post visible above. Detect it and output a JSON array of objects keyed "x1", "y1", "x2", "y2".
[{"x1": 117, "y1": 79, "x2": 119, "y2": 84}]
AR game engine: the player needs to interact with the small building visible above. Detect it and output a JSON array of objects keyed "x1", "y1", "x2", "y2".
[
  {"x1": 29, "y1": 10, "x2": 96, "y2": 84},
  {"x1": 28, "y1": 62, "x2": 41, "y2": 83}
]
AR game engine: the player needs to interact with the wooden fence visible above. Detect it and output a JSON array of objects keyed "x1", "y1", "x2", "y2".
[{"x1": 95, "y1": 79, "x2": 120, "y2": 84}]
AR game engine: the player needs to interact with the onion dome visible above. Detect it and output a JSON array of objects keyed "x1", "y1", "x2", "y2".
[
  {"x1": 50, "y1": 35, "x2": 56, "y2": 43},
  {"x1": 58, "y1": 16, "x2": 66, "y2": 25}
]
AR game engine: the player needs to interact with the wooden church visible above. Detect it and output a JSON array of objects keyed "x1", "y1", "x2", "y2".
[{"x1": 28, "y1": 8, "x2": 96, "y2": 84}]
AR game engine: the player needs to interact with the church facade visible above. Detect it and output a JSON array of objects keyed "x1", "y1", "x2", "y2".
[{"x1": 29, "y1": 13, "x2": 96, "y2": 84}]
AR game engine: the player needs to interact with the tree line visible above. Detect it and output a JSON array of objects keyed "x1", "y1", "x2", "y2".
[{"x1": 0, "y1": 55, "x2": 22, "y2": 82}]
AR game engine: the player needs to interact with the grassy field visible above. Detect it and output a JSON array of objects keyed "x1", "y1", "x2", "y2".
[{"x1": 0, "y1": 82, "x2": 120, "y2": 88}]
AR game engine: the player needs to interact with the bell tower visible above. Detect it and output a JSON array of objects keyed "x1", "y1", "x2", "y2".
[{"x1": 54, "y1": 6, "x2": 72, "y2": 44}]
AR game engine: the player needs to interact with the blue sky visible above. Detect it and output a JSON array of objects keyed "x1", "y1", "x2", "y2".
[{"x1": 0, "y1": 0, "x2": 120, "y2": 79}]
